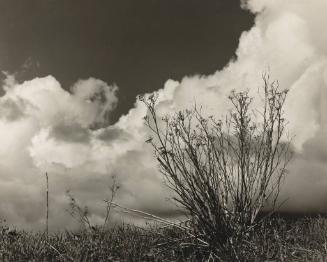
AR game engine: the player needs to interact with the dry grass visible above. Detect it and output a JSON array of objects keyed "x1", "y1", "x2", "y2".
[{"x1": 1, "y1": 215, "x2": 327, "y2": 261}]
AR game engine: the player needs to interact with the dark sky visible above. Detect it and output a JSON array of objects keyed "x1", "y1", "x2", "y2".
[{"x1": 0, "y1": 0, "x2": 253, "y2": 121}]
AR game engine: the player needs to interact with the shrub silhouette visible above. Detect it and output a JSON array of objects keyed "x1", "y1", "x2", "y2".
[{"x1": 140, "y1": 74, "x2": 292, "y2": 260}]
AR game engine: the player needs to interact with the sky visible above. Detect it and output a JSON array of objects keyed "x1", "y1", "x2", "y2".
[
  {"x1": 0, "y1": 0, "x2": 253, "y2": 122},
  {"x1": 1, "y1": 0, "x2": 327, "y2": 231}
]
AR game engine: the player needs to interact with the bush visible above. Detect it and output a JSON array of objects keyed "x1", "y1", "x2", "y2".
[{"x1": 140, "y1": 74, "x2": 292, "y2": 260}]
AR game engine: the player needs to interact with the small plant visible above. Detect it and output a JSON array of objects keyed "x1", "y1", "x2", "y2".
[
  {"x1": 140, "y1": 74, "x2": 292, "y2": 260},
  {"x1": 66, "y1": 190, "x2": 93, "y2": 230},
  {"x1": 103, "y1": 175, "x2": 120, "y2": 229},
  {"x1": 66, "y1": 175, "x2": 120, "y2": 231}
]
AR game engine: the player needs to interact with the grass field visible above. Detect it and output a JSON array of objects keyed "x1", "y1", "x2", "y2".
[{"x1": 1, "y1": 215, "x2": 327, "y2": 261}]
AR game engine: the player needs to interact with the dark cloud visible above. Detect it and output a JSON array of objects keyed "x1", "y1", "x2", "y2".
[
  {"x1": 50, "y1": 123, "x2": 91, "y2": 144},
  {"x1": 96, "y1": 127, "x2": 131, "y2": 142},
  {"x1": 0, "y1": 98, "x2": 26, "y2": 121}
]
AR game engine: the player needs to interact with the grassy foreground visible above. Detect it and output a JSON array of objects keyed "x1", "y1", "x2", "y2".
[{"x1": 1, "y1": 215, "x2": 327, "y2": 261}]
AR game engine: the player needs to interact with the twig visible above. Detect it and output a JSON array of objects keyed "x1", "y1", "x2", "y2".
[
  {"x1": 45, "y1": 172, "x2": 49, "y2": 238},
  {"x1": 108, "y1": 201, "x2": 209, "y2": 247},
  {"x1": 47, "y1": 241, "x2": 74, "y2": 261}
]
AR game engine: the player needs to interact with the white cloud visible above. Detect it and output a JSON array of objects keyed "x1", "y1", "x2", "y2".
[{"x1": 2, "y1": 0, "x2": 327, "y2": 229}]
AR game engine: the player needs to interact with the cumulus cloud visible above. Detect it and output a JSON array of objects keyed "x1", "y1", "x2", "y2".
[
  {"x1": 0, "y1": 75, "x2": 175, "y2": 230},
  {"x1": 1, "y1": 0, "x2": 327, "y2": 230}
]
